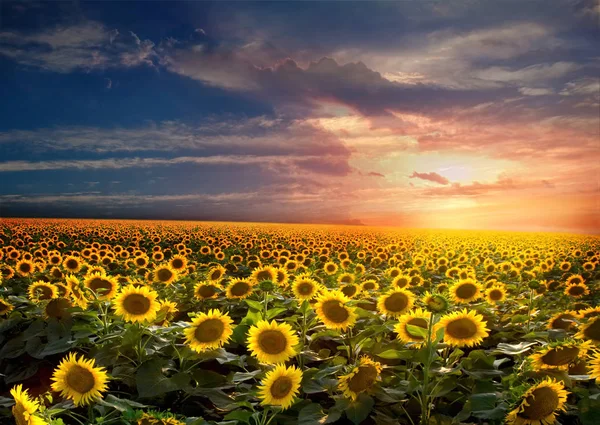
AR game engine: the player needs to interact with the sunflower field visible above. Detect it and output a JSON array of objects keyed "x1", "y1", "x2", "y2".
[{"x1": 1, "y1": 218, "x2": 599, "y2": 425}]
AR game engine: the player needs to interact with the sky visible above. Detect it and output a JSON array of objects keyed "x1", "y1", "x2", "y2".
[{"x1": 0, "y1": 0, "x2": 599, "y2": 233}]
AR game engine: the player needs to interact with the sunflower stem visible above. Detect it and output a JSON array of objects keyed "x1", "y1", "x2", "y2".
[
  {"x1": 263, "y1": 291, "x2": 269, "y2": 320},
  {"x1": 526, "y1": 289, "x2": 534, "y2": 332},
  {"x1": 87, "y1": 404, "x2": 95, "y2": 423},
  {"x1": 419, "y1": 313, "x2": 435, "y2": 425}
]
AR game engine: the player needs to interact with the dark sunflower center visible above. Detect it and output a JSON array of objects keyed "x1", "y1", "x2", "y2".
[
  {"x1": 363, "y1": 282, "x2": 375, "y2": 290},
  {"x1": 455, "y1": 283, "x2": 477, "y2": 299},
  {"x1": 348, "y1": 365, "x2": 378, "y2": 393},
  {"x1": 65, "y1": 259, "x2": 78, "y2": 269},
  {"x1": 194, "y1": 318, "x2": 225, "y2": 342},
  {"x1": 489, "y1": 289, "x2": 503, "y2": 301},
  {"x1": 156, "y1": 268, "x2": 174, "y2": 282},
  {"x1": 568, "y1": 358, "x2": 587, "y2": 375},
  {"x1": 172, "y1": 259, "x2": 184, "y2": 269},
  {"x1": 136, "y1": 258, "x2": 146, "y2": 266},
  {"x1": 297, "y1": 281, "x2": 314, "y2": 295},
  {"x1": 342, "y1": 285, "x2": 357, "y2": 298},
  {"x1": 256, "y1": 270, "x2": 272, "y2": 281},
  {"x1": 35, "y1": 285, "x2": 54, "y2": 300},
  {"x1": 446, "y1": 318, "x2": 478, "y2": 339},
  {"x1": 384, "y1": 293, "x2": 409, "y2": 312},
  {"x1": 520, "y1": 387, "x2": 559, "y2": 420},
  {"x1": 340, "y1": 275, "x2": 353, "y2": 283},
  {"x1": 568, "y1": 286, "x2": 585, "y2": 296},
  {"x1": 258, "y1": 330, "x2": 287, "y2": 354},
  {"x1": 569, "y1": 277, "x2": 582, "y2": 285},
  {"x1": 197, "y1": 285, "x2": 217, "y2": 298},
  {"x1": 540, "y1": 347, "x2": 579, "y2": 366},
  {"x1": 230, "y1": 281, "x2": 250, "y2": 296},
  {"x1": 19, "y1": 263, "x2": 32, "y2": 273},
  {"x1": 406, "y1": 318, "x2": 428, "y2": 339},
  {"x1": 123, "y1": 293, "x2": 151, "y2": 315},
  {"x1": 326, "y1": 265, "x2": 336, "y2": 272},
  {"x1": 270, "y1": 376, "x2": 293, "y2": 399},
  {"x1": 322, "y1": 300, "x2": 350, "y2": 323},
  {"x1": 0, "y1": 301, "x2": 11, "y2": 314},
  {"x1": 551, "y1": 314, "x2": 575, "y2": 330},
  {"x1": 66, "y1": 365, "x2": 96, "y2": 394},
  {"x1": 584, "y1": 318, "x2": 600, "y2": 340},
  {"x1": 46, "y1": 298, "x2": 72, "y2": 319},
  {"x1": 88, "y1": 278, "x2": 113, "y2": 295},
  {"x1": 395, "y1": 278, "x2": 408, "y2": 288}
]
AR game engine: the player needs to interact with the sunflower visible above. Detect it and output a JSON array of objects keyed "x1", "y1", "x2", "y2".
[
  {"x1": 28, "y1": 281, "x2": 58, "y2": 302},
  {"x1": 10, "y1": 384, "x2": 47, "y2": 425},
  {"x1": 184, "y1": 309, "x2": 233, "y2": 352},
  {"x1": 274, "y1": 267, "x2": 290, "y2": 287},
  {"x1": 113, "y1": 285, "x2": 160, "y2": 323},
  {"x1": 194, "y1": 281, "x2": 222, "y2": 300},
  {"x1": 338, "y1": 272, "x2": 355, "y2": 285},
  {"x1": 392, "y1": 274, "x2": 410, "y2": 289},
  {"x1": 15, "y1": 259, "x2": 35, "y2": 277},
  {"x1": 394, "y1": 308, "x2": 432, "y2": 347},
  {"x1": 576, "y1": 316, "x2": 600, "y2": 344},
  {"x1": 529, "y1": 340, "x2": 590, "y2": 371},
  {"x1": 449, "y1": 279, "x2": 483, "y2": 304},
  {"x1": 564, "y1": 282, "x2": 589, "y2": 298},
  {"x1": 547, "y1": 311, "x2": 578, "y2": 331},
  {"x1": 44, "y1": 298, "x2": 73, "y2": 320},
  {"x1": 341, "y1": 283, "x2": 361, "y2": 299},
  {"x1": 258, "y1": 364, "x2": 302, "y2": 410},
  {"x1": 485, "y1": 285, "x2": 507, "y2": 304},
  {"x1": 154, "y1": 300, "x2": 178, "y2": 326},
  {"x1": 51, "y1": 353, "x2": 109, "y2": 406},
  {"x1": 315, "y1": 291, "x2": 357, "y2": 331},
  {"x1": 84, "y1": 272, "x2": 119, "y2": 300},
  {"x1": 247, "y1": 320, "x2": 299, "y2": 364},
  {"x1": 435, "y1": 309, "x2": 490, "y2": 348},
  {"x1": 153, "y1": 264, "x2": 178, "y2": 285},
  {"x1": 377, "y1": 289, "x2": 414, "y2": 317},
  {"x1": 66, "y1": 275, "x2": 89, "y2": 309},
  {"x1": 360, "y1": 279, "x2": 379, "y2": 292},
  {"x1": 338, "y1": 356, "x2": 383, "y2": 400},
  {"x1": 207, "y1": 265, "x2": 227, "y2": 282},
  {"x1": 589, "y1": 350, "x2": 600, "y2": 384},
  {"x1": 0, "y1": 297, "x2": 14, "y2": 315},
  {"x1": 62, "y1": 255, "x2": 82, "y2": 273},
  {"x1": 566, "y1": 274, "x2": 584, "y2": 286},
  {"x1": 578, "y1": 306, "x2": 600, "y2": 320},
  {"x1": 422, "y1": 292, "x2": 450, "y2": 314},
  {"x1": 169, "y1": 254, "x2": 188, "y2": 272},
  {"x1": 292, "y1": 277, "x2": 321, "y2": 301},
  {"x1": 505, "y1": 378, "x2": 568, "y2": 425},
  {"x1": 323, "y1": 261, "x2": 338, "y2": 275},
  {"x1": 226, "y1": 278, "x2": 254, "y2": 299}
]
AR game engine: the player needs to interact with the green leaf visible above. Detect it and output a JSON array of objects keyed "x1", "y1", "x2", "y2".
[
  {"x1": 97, "y1": 395, "x2": 148, "y2": 412},
  {"x1": 244, "y1": 300, "x2": 264, "y2": 311},
  {"x1": 406, "y1": 324, "x2": 428, "y2": 339},
  {"x1": 266, "y1": 307, "x2": 288, "y2": 320},
  {"x1": 224, "y1": 410, "x2": 253, "y2": 424},
  {"x1": 299, "y1": 404, "x2": 326, "y2": 425},
  {"x1": 345, "y1": 393, "x2": 374, "y2": 425},
  {"x1": 135, "y1": 359, "x2": 189, "y2": 398},
  {"x1": 470, "y1": 393, "x2": 496, "y2": 412},
  {"x1": 376, "y1": 349, "x2": 413, "y2": 360}
]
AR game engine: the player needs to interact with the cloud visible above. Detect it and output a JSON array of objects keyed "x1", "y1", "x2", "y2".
[
  {"x1": 518, "y1": 87, "x2": 554, "y2": 96},
  {"x1": 367, "y1": 171, "x2": 385, "y2": 177},
  {"x1": 409, "y1": 171, "x2": 450, "y2": 185},
  {"x1": 475, "y1": 62, "x2": 579, "y2": 84}
]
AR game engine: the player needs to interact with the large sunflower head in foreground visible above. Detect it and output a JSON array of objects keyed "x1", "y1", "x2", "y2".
[
  {"x1": 576, "y1": 316, "x2": 600, "y2": 345},
  {"x1": 28, "y1": 281, "x2": 58, "y2": 302},
  {"x1": 377, "y1": 288, "x2": 414, "y2": 317},
  {"x1": 547, "y1": 311, "x2": 578, "y2": 331},
  {"x1": 529, "y1": 340, "x2": 590, "y2": 371},
  {"x1": 435, "y1": 309, "x2": 490, "y2": 348},
  {"x1": 50, "y1": 353, "x2": 109, "y2": 406},
  {"x1": 184, "y1": 309, "x2": 233, "y2": 352},
  {"x1": 258, "y1": 364, "x2": 302, "y2": 410},
  {"x1": 589, "y1": 350, "x2": 600, "y2": 384},
  {"x1": 338, "y1": 356, "x2": 383, "y2": 400},
  {"x1": 113, "y1": 285, "x2": 161, "y2": 323},
  {"x1": 394, "y1": 308, "x2": 432, "y2": 348},
  {"x1": 247, "y1": 320, "x2": 299, "y2": 364},
  {"x1": 10, "y1": 384, "x2": 47, "y2": 425},
  {"x1": 505, "y1": 378, "x2": 568, "y2": 425},
  {"x1": 315, "y1": 291, "x2": 357, "y2": 331}
]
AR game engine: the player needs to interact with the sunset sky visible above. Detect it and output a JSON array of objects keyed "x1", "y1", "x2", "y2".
[{"x1": 0, "y1": 1, "x2": 598, "y2": 233}]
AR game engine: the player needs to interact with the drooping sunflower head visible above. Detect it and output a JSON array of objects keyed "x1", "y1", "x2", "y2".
[
  {"x1": 435, "y1": 308, "x2": 490, "y2": 348},
  {"x1": 154, "y1": 300, "x2": 178, "y2": 326},
  {"x1": 588, "y1": 351, "x2": 600, "y2": 384},
  {"x1": 184, "y1": 309, "x2": 233, "y2": 352},
  {"x1": 84, "y1": 272, "x2": 119, "y2": 300},
  {"x1": 292, "y1": 277, "x2": 321, "y2": 301},
  {"x1": 50, "y1": 353, "x2": 109, "y2": 406},
  {"x1": 258, "y1": 364, "x2": 303, "y2": 410},
  {"x1": 247, "y1": 320, "x2": 299, "y2": 364},
  {"x1": 338, "y1": 356, "x2": 383, "y2": 400},
  {"x1": 194, "y1": 281, "x2": 222, "y2": 300},
  {"x1": 44, "y1": 297, "x2": 73, "y2": 320},
  {"x1": 153, "y1": 264, "x2": 178, "y2": 285},
  {"x1": 315, "y1": 291, "x2": 357, "y2": 331},
  {"x1": 377, "y1": 288, "x2": 414, "y2": 317},
  {"x1": 226, "y1": 278, "x2": 254, "y2": 299},
  {"x1": 505, "y1": 378, "x2": 568, "y2": 425},
  {"x1": 528, "y1": 340, "x2": 590, "y2": 371},
  {"x1": 576, "y1": 316, "x2": 600, "y2": 345},
  {"x1": 547, "y1": 311, "x2": 578, "y2": 331},
  {"x1": 449, "y1": 278, "x2": 483, "y2": 304},
  {"x1": 10, "y1": 384, "x2": 46, "y2": 425},
  {"x1": 422, "y1": 291, "x2": 450, "y2": 314},
  {"x1": 28, "y1": 281, "x2": 58, "y2": 302},
  {"x1": 0, "y1": 297, "x2": 14, "y2": 315},
  {"x1": 113, "y1": 285, "x2": 160, "y2": 323},
  {"x1": 394, "y1": 308, "x2": 432, "y2": 348}
]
